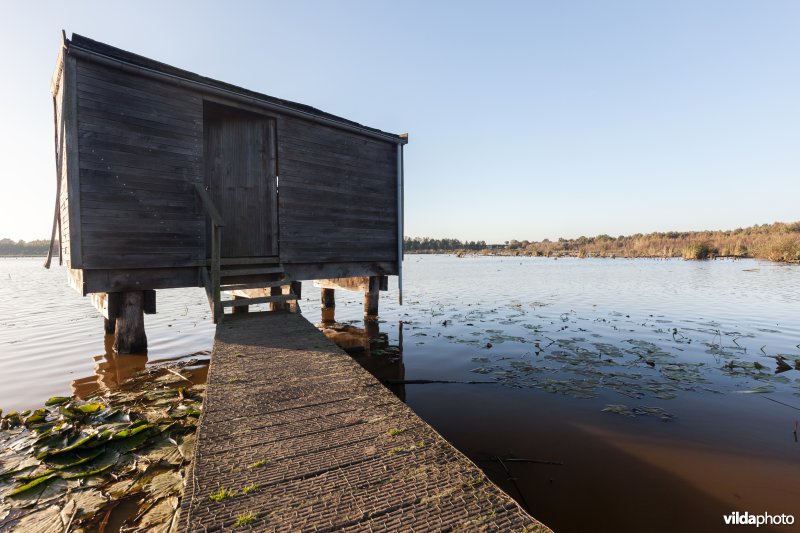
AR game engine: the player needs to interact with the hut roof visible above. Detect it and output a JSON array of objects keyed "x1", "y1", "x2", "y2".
[{"x1": 67, "y1": 33, "x2": 406, "y2": 143}]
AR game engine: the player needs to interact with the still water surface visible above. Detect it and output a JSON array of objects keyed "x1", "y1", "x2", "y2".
[{"x1": 1, "y1": 255, "x2": 799, "y2": 532}]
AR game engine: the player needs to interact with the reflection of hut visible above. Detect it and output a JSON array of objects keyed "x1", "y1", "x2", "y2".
[
  {"x1": 48, "y1": 32, "x2": 407, "y2": 352},
  {"x1": 319, "y1": 321, "x2": 405, "y2": 402},
  {"x1": 72, "y1": 337, "x2": 147, "y2": 398}
]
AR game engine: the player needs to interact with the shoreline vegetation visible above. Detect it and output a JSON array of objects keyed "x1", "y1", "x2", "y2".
[
  {"x1": 0, "y1": 359, "x2": 206, "y2": 531},
  {"x1": 405, "y1": 221, "x2": 800, "y2": 262}
]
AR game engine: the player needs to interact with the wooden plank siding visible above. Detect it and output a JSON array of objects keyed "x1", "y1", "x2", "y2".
[
  {"x1": 64, "y1": 56, "x2": 84, "y2": 267},
  {"x1": 277, "y1": 117, "x2": 398, "y2": 264},
  {"x1": 74, "y1": 59, "x2": 205, "y2": 270},
  {"x1": 62, "y1": 42, "x2": 401, "y2": 291}
]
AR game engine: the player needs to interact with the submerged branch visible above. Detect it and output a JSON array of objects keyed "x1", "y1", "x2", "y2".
[
  {"x1": 476, "y1": 457, "x2": 564, "y2": 466},
  {"x1": 383, "y1": 379, "x2": 496, "y2": 385},
  {"x1": 760, "y1": 395, "x2": 800, "y2": 412}
]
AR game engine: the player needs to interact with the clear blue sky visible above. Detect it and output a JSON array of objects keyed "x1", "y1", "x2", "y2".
[{"x1": 1, "y1": 1, "x2": 797, "y2": 243}]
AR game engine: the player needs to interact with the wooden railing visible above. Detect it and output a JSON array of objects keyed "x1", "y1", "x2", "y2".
[{"x1": 194, "y1": 183, "x2": 225, "y2": 322}]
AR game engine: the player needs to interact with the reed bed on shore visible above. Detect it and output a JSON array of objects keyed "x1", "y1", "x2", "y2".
[{"x1": 406, "y1": 221, "x2": 800, "y2": 262}]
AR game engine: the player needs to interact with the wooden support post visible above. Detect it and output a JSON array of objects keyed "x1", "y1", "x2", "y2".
[
  {"x1": 364, "y1": 276, "x2": 380, "y2": 321},
  {"x1": 398, "y1": 320, "x2": 404, "y2": 353},
  {"x1": 232, "y1": 295, "x2": 249, "y2": 314},
  {"x1": 211, "y1": 224, "x2": 222, "y2": 322},
  {"x1": 321, "y1": 288, "x2": 335, "y2": 323},
  {"x1": 114, "y1": 291, "x2": 147, "y2": 354},
  {"x1": 289, "y1": 281, "x2": 302, "y2": 313},
  {"x1": 270, "y1": 285, "x2": 288, "y2": 311},
  {"x1": 364, "y1": 318, "x2": 379, "y2": 339},
  {"x1": 93, "y1": 290, "x2": 155, "y2": 336}
]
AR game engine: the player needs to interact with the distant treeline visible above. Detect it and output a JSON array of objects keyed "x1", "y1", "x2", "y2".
[
  {"x1": 405, "y1": 221, "x2": 800, "y2": 262},
  {"x1": 404, "y1": 237, "x2": 488, "y2": 252},
  {"x1": 0, "y1": 239, "x2": 54, "y2": 256}
]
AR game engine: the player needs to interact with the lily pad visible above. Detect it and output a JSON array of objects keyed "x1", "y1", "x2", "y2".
[
  {"x1": 11, "y1": 504, "x2": 63, "y2": 532},
  {"x1": 7, "y1": 472, "x2": 58, "y2": 496},
  {"x1": 61, "y1": 488, "x2": 107, "y2": 521},
  {"x1": 136, "y1": 495, "x2": 179, "y2": 530},
  {"x1": 45, "y1": 397, "x2": 71, "y2": 407}
]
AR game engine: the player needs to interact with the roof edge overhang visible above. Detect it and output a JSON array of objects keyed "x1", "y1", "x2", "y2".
[{"x1": 64, "y1": 33, "x2": 408, "y2": 145}]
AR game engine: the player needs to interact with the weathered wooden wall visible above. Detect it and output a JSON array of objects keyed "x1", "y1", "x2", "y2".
[
  {"x1": 278, "y1": 118, "x2": 399, "y2": 264},
  {"x1": 75, "y1": 60, "x2": 205, "y2": 269},
  {"x1": 61, "y1": 40, "x2": 400, "y2": 291}
]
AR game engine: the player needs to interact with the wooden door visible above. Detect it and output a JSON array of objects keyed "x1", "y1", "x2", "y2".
[{"x1": 204, "y1": 107, "x2": 278, "y2": 257}]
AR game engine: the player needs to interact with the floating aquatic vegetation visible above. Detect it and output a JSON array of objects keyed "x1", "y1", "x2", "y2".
[
  {"x1": 602, "y1": 404, "x2": 674, "y2": 421},
  {"x1": 326, "y1": 292, "x2": 800, "y2": 412},
  {"x1": 624, "y1": 339, "x2": 675, "y2": 362},
  {"x1": 773, "y1": 355, "x2": 793, "y2": 373},
  {"x1": 521, "y1": 324, "x2": 545, "y2": 334},
  {"x1": 720, "y1": 360, "x2": 773, "y2": 380},
  {"x1": 654, "y1": 392, "x2": 678, "y2": 400},
  {"x1": 659, "y1": 362, "x2": 709, "y2": 384},
  {"x1": 44, "y1": 397, "x2": 70, "y2": 407},
  {"x1": 482, "y1": 330, "x2": 528, "y2": 345},
  {"x1": 592, "y1": 343, "x2": 624, "y2": 358},
  {"x1": 602, "y1": 404, "x2": 634, "y2": 416},
  {"x1": 733, "y1": 385, "x2": 776, "y2": 394},
  {"x1": 509, "y1": 361, "x2": 543, "y2": 373},
  {"x1": 537, "y1": 379, "x2": 599, "y2": 399},
  {"x1": 0, "y1": 361, "x2": 205, "y2": 531}
]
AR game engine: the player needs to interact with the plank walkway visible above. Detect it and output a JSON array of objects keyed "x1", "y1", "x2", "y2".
[{"x1": 179, "y1": 312, "x2": 550, "y2": 532}]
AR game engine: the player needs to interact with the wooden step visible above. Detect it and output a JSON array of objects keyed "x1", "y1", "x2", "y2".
[
  {"x1": 219, "y1": 266, "x2": 285, "y2": 277},
  {"x1": 220, "y1": 280, "x2": 292, "y2": 291},
  {"x1": 221, "y1": 294, "x2": 297, "y2": 308}
]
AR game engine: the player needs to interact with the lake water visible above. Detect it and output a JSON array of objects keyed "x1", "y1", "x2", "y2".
[{"x1": 1, "y1": 255, "x2": 799, "y2": 532}]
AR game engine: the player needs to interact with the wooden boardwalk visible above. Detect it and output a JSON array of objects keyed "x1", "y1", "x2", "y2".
[{"x1": 179, "y1": 313, "x2": 550, "y2": 531}]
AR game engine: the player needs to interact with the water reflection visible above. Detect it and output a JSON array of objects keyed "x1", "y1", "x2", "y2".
[
  {"x1": 318, "y1": 318, "x2": 406, "y2": 402},
  {"x1": 72, "y1": 335, "x2": 148, "y2": 399},
  {"x1": 4, "y1": 256, "x2": 799, "y2": 533},
  {"x1": 71, "y1": 334, "x2": 210, "y2": 400}
]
